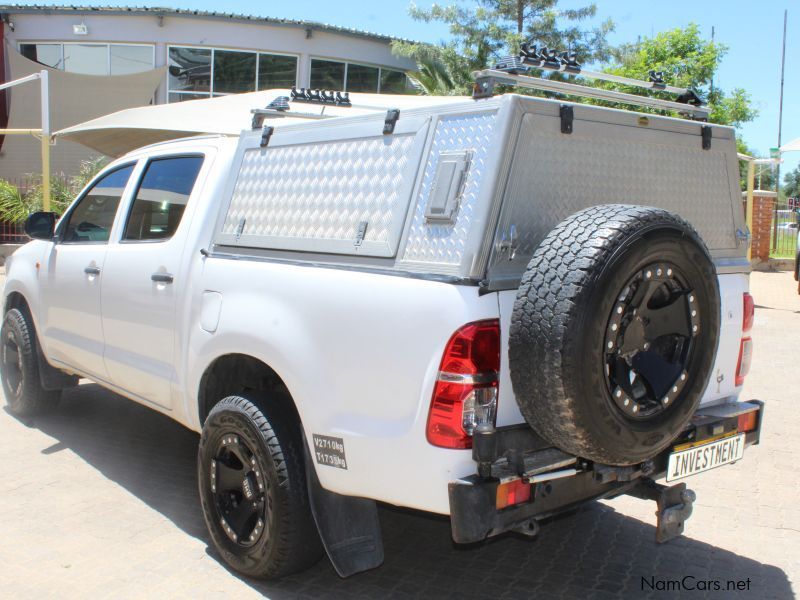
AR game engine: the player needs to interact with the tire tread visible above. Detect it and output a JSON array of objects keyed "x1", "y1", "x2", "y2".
[
  {"x1": 509, "y1": 204, "x2": 716, "y2": 464},
  {"x1": 1, "y1": 308, "x2": 60, "y2": 416}
]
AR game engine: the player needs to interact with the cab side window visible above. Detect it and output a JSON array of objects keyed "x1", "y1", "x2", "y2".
[
  {"x1": 61, "y1": 165, "x2": 135, "y2": 243},
  {"x1": 122, "y1": 156, "x2": 204, "y2": 242}
]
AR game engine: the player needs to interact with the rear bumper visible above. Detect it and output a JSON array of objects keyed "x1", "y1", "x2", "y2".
[{"x1": 449, "y1": 399, "x2": 763, "y2": 544}]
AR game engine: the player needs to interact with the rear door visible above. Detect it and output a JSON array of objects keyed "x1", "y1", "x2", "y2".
[
  {"x1": 100, "y1": 154, "x2": 205, "y2": 409},
  {"x1": 39, "y1": 164, "x2": 136, "y2": 379}
]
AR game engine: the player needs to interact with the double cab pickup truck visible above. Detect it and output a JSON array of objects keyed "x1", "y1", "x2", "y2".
[{"x1": 3, "y1": 77, "x2": 763, "y2": 579}]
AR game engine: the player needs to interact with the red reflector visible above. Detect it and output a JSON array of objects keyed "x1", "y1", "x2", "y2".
[
  {"x1": 426, "y1": 320, "x2": 500, "y2": 449},
  {"x1": 735, "y1": 337, "x2": 753, "y2": 387},
  {"x1": 742, "y1": 293, "x2": 755, "y2": 333},
  {"x1": 496, "y1": 479, "x2": 531, "y2": 510},
  {"x1": 737, "y1": 410, "x2": 758, "y2": 433}
]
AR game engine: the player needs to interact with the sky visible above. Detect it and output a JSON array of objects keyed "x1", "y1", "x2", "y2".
[{"x1": 11, "y1": 0, "x2": 799, "y2": 179}]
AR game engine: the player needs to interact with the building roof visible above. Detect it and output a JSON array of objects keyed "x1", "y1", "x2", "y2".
[{"x1": 0, "y1": 4, "x2": 417, "y2": 44}]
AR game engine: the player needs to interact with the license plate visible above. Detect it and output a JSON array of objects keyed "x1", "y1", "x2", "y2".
[{"x1": 666, "y1": 433, "x2": 745, "y2": 482}]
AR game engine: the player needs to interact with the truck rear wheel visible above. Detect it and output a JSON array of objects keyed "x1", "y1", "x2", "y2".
[
  {"x1": 509, "y1": 205, "x2": 720, "y2": 465},
  {"x1": 198, "y1": 394, "x2": 323, "y2": 579},
  {"x1": 1, "y1": 308, "x2": 60, "y2": 416}
]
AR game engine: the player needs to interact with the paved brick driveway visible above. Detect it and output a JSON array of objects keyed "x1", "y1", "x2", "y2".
[{"x1": 1, "y1": 271, "x2": 798, "y2": 599}]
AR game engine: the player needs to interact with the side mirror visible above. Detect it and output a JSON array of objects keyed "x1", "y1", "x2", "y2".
[{"x1": 24, "y1": 211, "x2": 57, "y2": 240}]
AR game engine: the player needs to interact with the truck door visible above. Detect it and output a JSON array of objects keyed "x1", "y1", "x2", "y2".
[
  {"x1": 100, "y1": 155, "x2": 204, "y2": 409},
  {"x1": 39, "y1": 164, "x2": 136, "y2": 379}
]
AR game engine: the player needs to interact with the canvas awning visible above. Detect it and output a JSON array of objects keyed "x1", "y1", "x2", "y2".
[
  {"x1": 55, "y1": 90, "x2": 467, "y2": 157},
  {"x1": 780, "y1": 137, "x2": 800, "y2": 153}
]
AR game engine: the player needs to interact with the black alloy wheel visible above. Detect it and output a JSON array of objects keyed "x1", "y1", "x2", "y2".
[
  {"x1": 0, "y1": 308, "x2": 60, "y2": 416},
  {"x1": 2, "y1": 326, "x2": 24, "y2": 400},
  {"x1": 210, "y1": 432, "x2": 269, "y2": 547},
  {"x1": 604, "y1": 262, "x2": 699, "y2": 420},
  {"x1": 198, "y1": 394, "x2": 323, "y2": 579},
  {"x1": 509, "y1": 204, "x2": 720, "y2": 465}
]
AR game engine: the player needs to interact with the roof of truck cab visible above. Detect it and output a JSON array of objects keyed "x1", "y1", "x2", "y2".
[{"x1": 54, "y1": 90, "x2": 480, "y2": 157}]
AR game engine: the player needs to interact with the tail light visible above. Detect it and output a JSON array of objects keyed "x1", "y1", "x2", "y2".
[
  {"x1": 426, "y1": 320, "x2": 500, "y2": 449},
  {"x1": 735, "y1": 337, "x2": 752, "y2": 386},
  {"x1": 736, "y1": 293, "x2": 755, "y2": 387},
  {"x1": 742, "y1": 292, "x2": 755, "y2": 333}
]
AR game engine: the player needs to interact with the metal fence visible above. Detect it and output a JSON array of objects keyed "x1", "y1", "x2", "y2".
[
  {"x1": 772, "y1": 197, "x2": 800, "y2": 259},
  {"x1": 0, "y1": 221, "x2": 27, "y2": 244}
]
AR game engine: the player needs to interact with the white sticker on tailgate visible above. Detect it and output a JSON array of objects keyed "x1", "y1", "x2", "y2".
[{"x1": 666, "y1": 433, "x2": 745, "y2": 482}]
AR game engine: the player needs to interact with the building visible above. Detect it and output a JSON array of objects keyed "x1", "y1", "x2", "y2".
[{"x1": 0, "y1": 5, "x2": 416, "y2": 181}]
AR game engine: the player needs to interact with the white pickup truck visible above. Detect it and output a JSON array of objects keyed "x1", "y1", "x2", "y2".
[{"x1": 3, "y1": 82, "x2": 763, "y2": 579}]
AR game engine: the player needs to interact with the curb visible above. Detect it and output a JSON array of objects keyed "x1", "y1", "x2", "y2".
[{"x1": 751, "y1": 258, "x2": 795, "y2": 272}]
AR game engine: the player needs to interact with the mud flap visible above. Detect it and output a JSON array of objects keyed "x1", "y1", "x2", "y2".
[
  {"x1": 303, "y1": 442, "x2": 384, "y2": 577},
  {"x1": 628, "y1": 478, "x2": 696, "y2": 543}
]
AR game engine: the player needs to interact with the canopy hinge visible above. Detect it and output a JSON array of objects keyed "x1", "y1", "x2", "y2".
[
  {"x1": 701, "y1": 125, "x2": 712, "y2": 150},
  {"x1": 260, "y1": 125, "x2": 274, "y2": 148},
  {"x1": 383, "y1": 109, "x2": 400, "y2": 135},
  {"x1": 560, "y1": 104, "x2": 574, "y2": 134}
]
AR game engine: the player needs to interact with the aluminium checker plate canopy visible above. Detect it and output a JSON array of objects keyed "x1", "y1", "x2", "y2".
[{"x1": 209, "y1": 92, "x2": 745, "y2": 284}]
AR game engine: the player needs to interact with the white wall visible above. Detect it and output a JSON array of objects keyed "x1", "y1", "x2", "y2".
[{"x1": 4, "y1": 12, "x2": 416, "y2": 102}]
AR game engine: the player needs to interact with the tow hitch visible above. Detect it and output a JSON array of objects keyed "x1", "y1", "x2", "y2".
[{"x1": 627, "y1": 478, "x2": 696, "y2": 543}]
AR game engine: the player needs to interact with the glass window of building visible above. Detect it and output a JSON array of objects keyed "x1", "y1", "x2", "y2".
[
  {"x1": 213, "y1": 50, "x2": 257, "y2": 94},
  {"x1": 169, "y1": 46, "x2": 298, "y2": 100},
  {"x1": 346, "y1": 64, "x2": 379, "y2": 93},
  {"x1": 63, "y1": 44, "x2": 107, "y2": 75},
  {"x1": 380, "y1": 69, "x2": 413, "y2": 94},
  {"x1": 310, "y1": 59, "x2": 346, "y2": 90},
  {"x1": 20, "y1": 43, "x2": 62, "y2": 69},
  {"x1": 168, "y1": 93, "x2": 209, "y2": 103},
  {"x1": 110, "y1": 45, "x2": 155, "y2": 75},
  {"x1": 310, "y1": 58, "x2": 412, "y2": 94},
  {"x1": 258, "y1": 54, "x2": 298, "y2": 90},
  {"x1": 20, "y1": 42, "x2": 153, "y2": 75},
  {"x1": 168, "y1": 47, "x2": 211, "y2": 96}
]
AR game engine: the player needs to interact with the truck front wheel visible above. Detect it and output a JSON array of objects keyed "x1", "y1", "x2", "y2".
[
  {"x1": 197, "y1": 394, "x2": 323, "y2": 579},
  {"x1": 1, "y1": 308, "x2": 60, "y2": 416}
]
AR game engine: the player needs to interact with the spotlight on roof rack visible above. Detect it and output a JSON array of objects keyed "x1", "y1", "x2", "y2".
[
  {"x1": 519, "y1": 43, "x2": 581, "y2": 73},
  {"x1": 267, "y1": 96, "x2": 290, "y2": 111},
  {"x1": 494, "y1": 56, "x2": 528, "y2": 75},
  {"x1": 291, "y1": 87, "x2": 351, "y2": 107},
  {"x1": 648, "y1": 71, "x2": 666, "y2": 87}
]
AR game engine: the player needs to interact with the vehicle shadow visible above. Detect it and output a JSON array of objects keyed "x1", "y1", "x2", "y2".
[{"x1": 17, "y1": 384, "x2": 794, "y2": 599}]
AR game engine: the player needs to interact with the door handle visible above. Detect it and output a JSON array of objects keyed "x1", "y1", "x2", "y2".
[
  {"x1": 84, "y1": 266, "x2": 101, "y2": 275},
  {"x1": 151, "y1": 272, "x2": 174, "y2": 284}
]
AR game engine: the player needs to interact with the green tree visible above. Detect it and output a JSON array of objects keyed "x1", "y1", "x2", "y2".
[
  {"x1": 604, "y1": 24, "x2": 757, "y2": 128},
  {"x1": 393, "y1": 41, "x2": 467, "y2": 95},
  {"x1": 393, "y1": 0, "x2": 613, "y2": 95},
  {"x1": 784, "y1": 165, "x2": 800, "y2": 198}
]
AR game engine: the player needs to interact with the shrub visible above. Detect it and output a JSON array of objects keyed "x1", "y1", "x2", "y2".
[{"x1": 0, "y1": 156, "x2": 109, "y2": 224}]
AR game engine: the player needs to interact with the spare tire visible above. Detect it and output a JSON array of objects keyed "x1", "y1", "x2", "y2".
[{"x1": 509, "y1": 204, "x2": 720, "y2": 465}]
